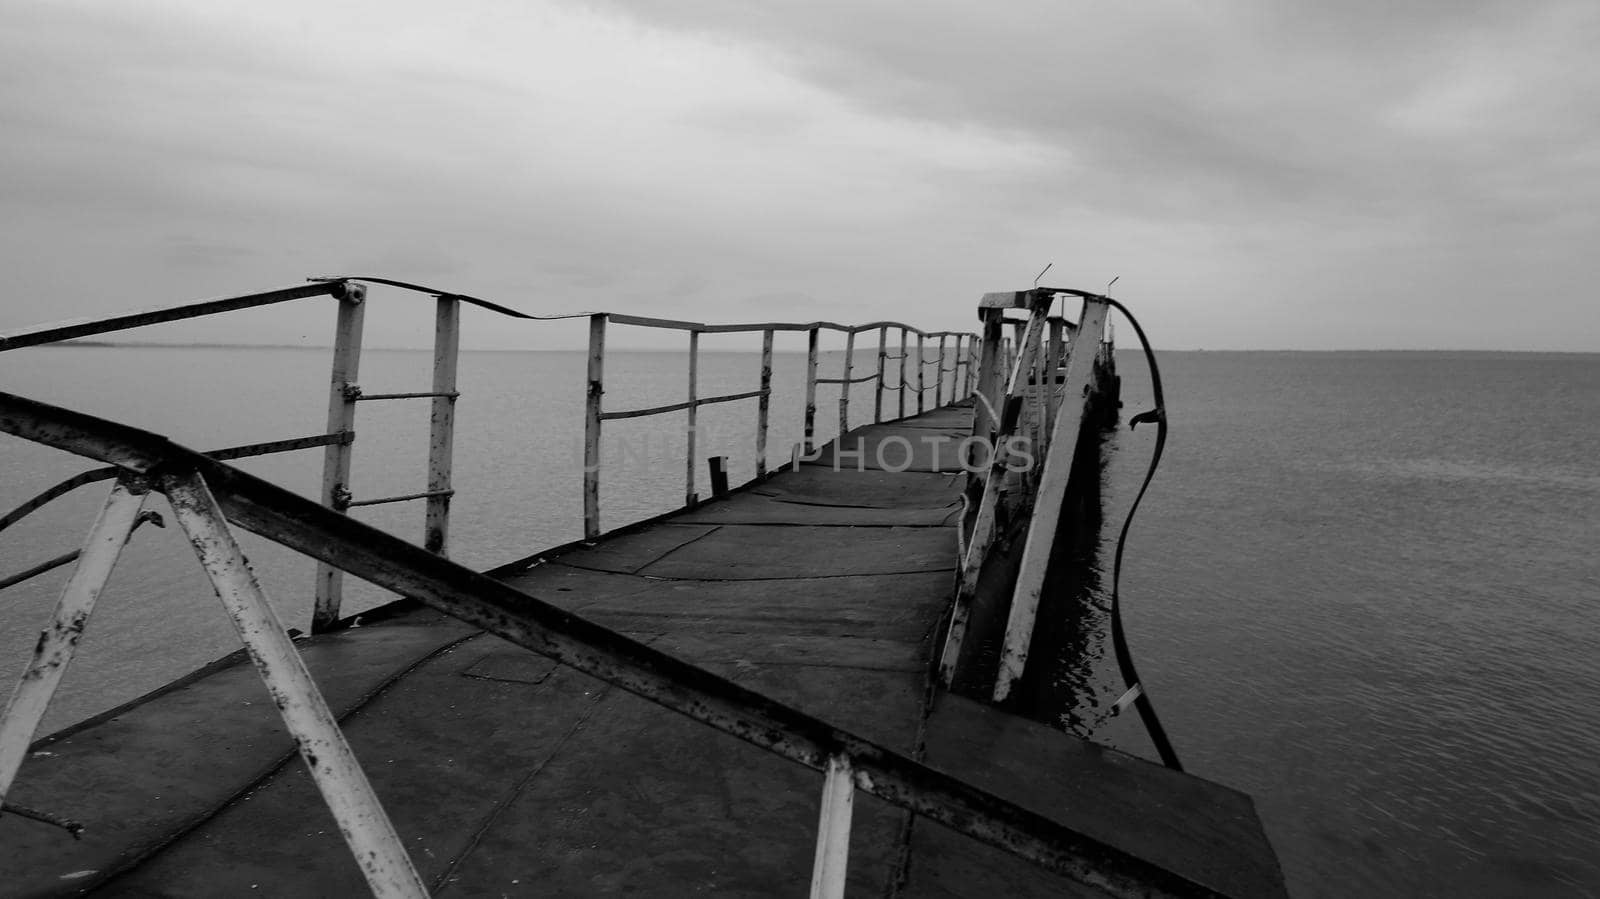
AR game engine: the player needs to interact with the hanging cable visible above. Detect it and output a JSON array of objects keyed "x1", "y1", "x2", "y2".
[
  {"x1": 1040, "y1": 287, "x2": 1183, "y2": 771},
  {"x1": 1099, "y1": 293, "x2": 1184, "y2": 771}
]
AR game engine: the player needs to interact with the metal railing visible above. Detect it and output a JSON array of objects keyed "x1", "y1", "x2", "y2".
[
  {"x1": 0, "y1": 279, "x2": 569, "y2": 633},
  {"x1": 581, "y1": 313, "x2": 977, "y2": 538},
  {"x1": 938, "y1": 289, "x2": 1119, "y2": 703},
  {"x1": 0, "y1": 389, "x2": 1217, "y2": 899},
  {"x1": 0, "y1": 281, "x2": 1213, "y2": 897}
]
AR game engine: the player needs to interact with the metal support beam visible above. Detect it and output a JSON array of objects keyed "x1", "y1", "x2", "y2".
[
  {"x1": 808, "y1": 754, "x2": 856, "y2": 899},
  {"x1": 803, "y1": 327, "x2": 819, "y2": 453},
  {"x1": 874, "y1": 327, "x2": 888, "y2": 423},
  {"x1": 312, "y1": 282, "x2": 366, "y2": 633},
  {"x1": 686, "y1": 330, "x2": 700, "y2": 506},
  {"x1": 162, "y1": 470, "x2": 427, "y2": 899},
  {"x1": 424, "y1": 296, "x2": 460, "y2": 555},
  {"x1": 756, "y1": 329, "x2": 774, "y2": 477},
  {"x1": 898, "y1": 328, "x2": 909, "y2": 419},
  {"x1": 916, "y1": 333, "x2": 926, "y2": 414},
  {"x1": 583, "y1": 314, "x2": 606, "y2": 539},
  {"x1": 838, "y1": 330, "x2": 856, "y2": 434},
  {"x1": 0, "y1": 477, "x2": 146, "y2": 807}
]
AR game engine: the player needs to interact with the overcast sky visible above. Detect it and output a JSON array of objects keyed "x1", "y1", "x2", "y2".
[{"x1": 3, "y1": 0, "x2": 1595, "y2": 350}]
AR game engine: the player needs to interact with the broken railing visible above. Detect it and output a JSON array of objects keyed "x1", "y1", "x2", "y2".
[
  {"x1": 581, "y1": 312, "x2": 978, "y2": 538},
  {"x1": 941, "y1": 288, "x2": 1119, "y2": 703},
  {"x1": 0, "y1": 391, "x2": 1222, "y2": 898}
]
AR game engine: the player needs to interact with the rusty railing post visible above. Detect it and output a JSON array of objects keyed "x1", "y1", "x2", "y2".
[
  {"x1": 163, "y1": 470, "x2": 427, "y2": 898},
  {"x1": 0, "y1": 477, "x2": 147, "y2": 805},
  {"x1": 915, "y1": 333, "x2": 926, "y2": 414},
  {"x1": 756, "y1": 328, "x2": 773, "y2": 477},
  {"x1": 803, "y1": 326, "x2": 819, "y2": 453},
  {"x1": 935, "y1": 334, "x2": 948, "y2": 408},
  {"x1": 1045, "y1": 316, "x2": 1066, "y2": 448},
  {"x1": 874, "y1": 326, "x2": 888, "y2": 423},
  {"x1": 312, "y1": 281, "x2": 365, "y2": 633},
  {"x1": 686, "y1": 329, "x2": 700, "y2": 506},
  {"x1": 808, "y1": 753, "x2": 856, "y2": 899},
  {"x1": 897, "y1": 328, "x2": 909, "y2": 419},
  {"x1": 838, "y1": 329, "x2": 856, "y2": 435},
  {"x1": 966, "y1": 334, "x2": 979, "y2": 396},
  {"x1": 424, "y1": 295, "x2": 459, "y2": 555},
  {"x1": 971, "y1": 308, "x2": 1005, "y2": 442},
  {"x1": 583, "y1": 313, "x2": 606, "y2": 539}
]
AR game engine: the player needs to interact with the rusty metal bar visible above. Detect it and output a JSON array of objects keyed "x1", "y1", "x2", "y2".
[
  {"x1": 685, "y1": 330, "x2": 700, "y2": 506},
  {"x1": 599, "y1": 389, "x2": 766, "y2": 422},
  {"x1": 897, "y1": 328, "x2": 909, "y2": 419},
  {"x1": 815, "y1": 375, "x2": 877, "y2": 386},
  {"x1": 344, "y1": 489, "x2": 453, "y2": 509},
  {"x1": 994, "y1": 298, "x2": 1110, "y2": 702},
  {"x1": 756, "y1": 329, "x2": 774, "y2": 477},
  {"x1": 353, "y1": 391, "x2": 457, "y2": 402},
  {"x1": 837, "y1": 330, "x2": 856, "y2": 435},
  {"x1": 916, "y1": 333, "x2": 926, "y2": 414},
  {"x1": 874, "y1": 327, "x2": 888, "y2": 423},
  {"x1": 1046, "y1": 316, "x2": 1066, "y2": 440},
  {"x1": 0, "y1": 283, "x2": 341, "y2": 352},
  {"x1": 583, "y1": 314, "x2": 606, "y2": 539},
  {"x1": 0, "y1": 477, "x2": 146, "y2": 809},
  {"x1": 0, "y1": 511, "x2": 162, "y2": 593},
  {"x1": 970, "y1": 308, "x2": 1006, "y2": 442},
  {"x1": 935, "y1": 335, "x2": 948, "y2": 407},
  {"x1": 808, "y1": 753, "x2": 856, "y2": 899},
  {"x1": 312, "y1": 283, "x2": 366, "y2": 633},
  {"x1": 0, "y1": 432, "x2": 349, "y2": 537},
  {"x1": 0, "y1": 391, "x2": 1224, "y2": 898},
  {"x1": 803, "y1": 327, "x2": 820, "y2": 453},
  {"x1": 311, "y1": 275, "x2": 580, "y2": 322},
  {"x1": 424, "y1": 296, "x2": 460, "y2": 555},
  {"x1": 161, "y1": 469, "x2": 427, "y2": 899}
]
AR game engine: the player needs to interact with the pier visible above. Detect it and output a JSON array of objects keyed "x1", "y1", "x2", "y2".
[{"x1": 0, "y1": 281, "x2": 1285, "y2": 896}]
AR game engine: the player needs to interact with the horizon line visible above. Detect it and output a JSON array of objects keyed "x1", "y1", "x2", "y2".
[{"x1": 42, "y1": 339, "x2": 1600, "y2": 356}]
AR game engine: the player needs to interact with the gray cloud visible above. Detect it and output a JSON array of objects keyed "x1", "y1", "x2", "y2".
[{"x1": 1, "y1": 0, "x2": 1594, "y2": 350}]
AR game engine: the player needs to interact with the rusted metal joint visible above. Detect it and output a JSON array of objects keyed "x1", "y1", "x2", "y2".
[
  {"x1": 340, "y1": 383, "x2": 363, "y2": 401},
  {"x1": 329, "y1": 280, "x2": 366, "y2": 304},
  {"x1": 330, "y1": 484, "x2": 353, "y2": 511}
]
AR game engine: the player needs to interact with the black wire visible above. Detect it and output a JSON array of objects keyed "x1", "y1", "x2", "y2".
[{"x1": 1098, "y1": 295, "x2": 1185, "y2": 772}]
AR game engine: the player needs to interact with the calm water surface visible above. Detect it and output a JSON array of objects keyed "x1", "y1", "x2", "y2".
[{"x1": 1, "y1": 345, "x2": 1595, "y2": 897}]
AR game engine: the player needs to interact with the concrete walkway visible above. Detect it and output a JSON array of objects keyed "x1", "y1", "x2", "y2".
[{"x1": 0, "y1": 404, "x2": 1283, "y2": 897}]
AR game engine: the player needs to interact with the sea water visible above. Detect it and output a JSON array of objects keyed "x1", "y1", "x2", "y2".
[{"x1": 0, "y1": 345, "x2": 1595, "y2": 897}]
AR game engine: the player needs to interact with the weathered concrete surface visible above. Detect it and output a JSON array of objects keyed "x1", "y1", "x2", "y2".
[{"x1": 0, "y1": 403, "x2": 1284, "y2": 897}]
